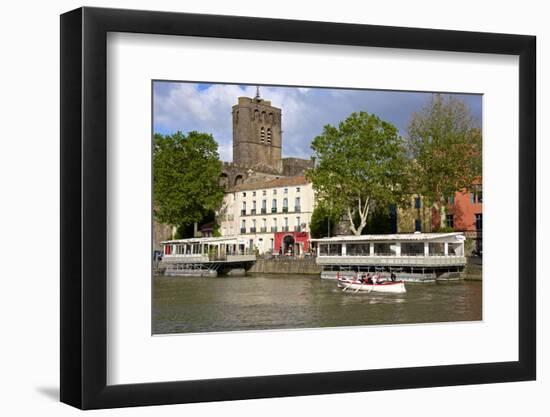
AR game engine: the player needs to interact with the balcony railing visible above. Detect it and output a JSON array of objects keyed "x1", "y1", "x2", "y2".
[
  {"x1": 251, "y1": 209, "x2": 256, "y2": 215},
  {"x1": 250, "y1": 227, "x2": 256, "y2": 233},
  {"x1": 260, "y1": 227, "x2": 267, "y2": 233},
  {"x1": 294, "y1": 226, "x2": 302, "y2": 232},
  {"x1": 240, "y1": 227, "x2": 246, "y2": 234},
  {"x1": 282, "y1": 226, "x2": 289, "y2": 232},
  {"x1": 241, "y1": 210, "x2": 246, "y2": 216},
  {"x1": 261, "y1": 208, "x2": 267, "y2": 214},
  {"x1": 271, "y1": 207, "x2": 277, "y2": 213},
  {"x1": 271, "y1": 226, "x2": 278, "y2": 232},
  {"x1": 282, "y1": 207, "x2": 288, "y2": 213},
  {"x1": 294, "y1": 206, "x2": 301, "y2": 212}
]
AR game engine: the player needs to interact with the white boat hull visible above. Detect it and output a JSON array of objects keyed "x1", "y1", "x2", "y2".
[{"x1": 337, "y1": 278, "x2": 406, "y2": 294}]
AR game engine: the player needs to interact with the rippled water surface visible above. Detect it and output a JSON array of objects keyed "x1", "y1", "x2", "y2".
[{"x1": 153, "y1": 274, "x2": 482, "y2": 334}]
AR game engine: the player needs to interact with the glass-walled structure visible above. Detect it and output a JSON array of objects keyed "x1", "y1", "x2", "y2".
[
  {"x1": 311, "y1": 233, "x2": 467, "y2": 278},
  {"x1": 162, "y1": 236, "x2": 255, "y2": 262}
]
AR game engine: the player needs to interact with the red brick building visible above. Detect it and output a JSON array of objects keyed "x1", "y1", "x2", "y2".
[{"x1": 433, "y1": 186, "x2": 483, "y2": 253}]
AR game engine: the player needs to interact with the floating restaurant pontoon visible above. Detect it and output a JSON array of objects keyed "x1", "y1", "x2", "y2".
[
  {"x1": 310, "y1": 232, "x2": 467, "y2": 282},
  {"x1": 160, "y1": 236, "x2": 256, "y2": 277}
]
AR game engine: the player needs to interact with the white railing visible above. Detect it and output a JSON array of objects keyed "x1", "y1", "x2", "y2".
[{"x1": 316, "y1": 255, "x2": 466, "y2": 267}]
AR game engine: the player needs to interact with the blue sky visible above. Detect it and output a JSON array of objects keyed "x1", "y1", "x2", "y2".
[{"x1": 153, "y1": 82, "x2": 482, "y2": 162}]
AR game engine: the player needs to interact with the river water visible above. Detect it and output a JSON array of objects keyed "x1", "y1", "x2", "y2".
[{"x1": 153, "y1": 274, "x2": 482, "y2": 334}]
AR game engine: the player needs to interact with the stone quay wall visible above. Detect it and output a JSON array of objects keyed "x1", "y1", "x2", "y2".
[{"x1": 248, "y1": 257, "x2": 322, "y2": 275}]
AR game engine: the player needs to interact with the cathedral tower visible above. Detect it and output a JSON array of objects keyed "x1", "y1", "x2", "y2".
[{"x1": 232, "y1": 89, "x2": 282, "y2": 174}]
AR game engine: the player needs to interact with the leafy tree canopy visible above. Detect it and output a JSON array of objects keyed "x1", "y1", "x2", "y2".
[
  {"x1": 307, "y1": 112, "x2": 411, "y2": 235},
  {"x1": 309, "y1": 204, "x2": 340, "y2": 239},
  {"x1": 153, "y1": 131, "x2": 224, "y2": 228},
  {"x1": 407, "y1": 94, "x2": 482, "y2": 210}
]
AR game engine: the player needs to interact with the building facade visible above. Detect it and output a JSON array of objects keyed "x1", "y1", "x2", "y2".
[
  {"x1": 397, "y1": 195, "x2": 434, "y2": 233},
  {"x1": 218, "y1": 176, "x2": 314, "y2": 255},
  {"x1": 397, "y1": 187, "x2": 483, "y2": 254},
  {"x1": 434, "y1": 187, "x2": 483, "y2": 252}
]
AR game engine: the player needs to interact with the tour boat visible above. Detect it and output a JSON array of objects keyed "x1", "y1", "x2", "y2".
[{"x1": 337, "y1": 276, "x2": 407, "y2": 294}]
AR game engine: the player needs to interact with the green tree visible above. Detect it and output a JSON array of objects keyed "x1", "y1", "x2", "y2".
[
  {"x1": 307, "y1": 112, "x2": 411, "y2": 235},
  {"x1": 153, "y1": 131, "x2": 224, "y2": 233},
  {"x1": 407, "y1": 94, "x2": 482, "y2": 220},
  {"x1": 309, "y1": 204, "x2": 340, "y2": 238}
]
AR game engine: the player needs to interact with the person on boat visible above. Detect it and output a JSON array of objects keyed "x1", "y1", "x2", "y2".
[
  {"x1": 390, "y1": 272, "x2": 397, "y2": 282},
  {"x1": 372, "y1": 274, "x2": 378, "y2": 285},
  {"x1": 365, "y1": 273, "x2": 372, "y2": 284}
]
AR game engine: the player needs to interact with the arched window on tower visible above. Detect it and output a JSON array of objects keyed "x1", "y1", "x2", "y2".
[
  {"x1": 260, "y1": 127, "x2": 265, "y2": 143},
  {"x1": 254, "y1": 110, "x2": 259, "y2": 120},
  {"x1": 267, "y1": 128, "x2": 272, "y2": 144}
]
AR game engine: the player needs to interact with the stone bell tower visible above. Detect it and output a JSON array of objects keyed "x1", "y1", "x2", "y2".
[{"x1": 232, "y1": 87, "x2": 282, "y2": 174}]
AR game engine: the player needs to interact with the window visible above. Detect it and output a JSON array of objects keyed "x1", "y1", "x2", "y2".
[
  {"x1": 252, "y1": 191, "x2": 256, "y2": 197},
  {"x1": 477, "y1": 191, "x2": 483, "y2": 203},
  {"x1": 272, "y1": 199, "x2": 277, "y2": 213},
  {"x1": 283, "y1": 198, "x2": 288, "y2": 208},
  {"x1": 475, "y1": 213, "x2": 482, "y2": 230},
  {"x1": 446, "y1": 214, "x2": 454, "y2": 228},
  {"x1": 262, "y1": 190, "x2": 266, "y2": 196},
  {"x1": 242, "y1": 192, "x2": 246, "y2": 197},
  {"x1": 414, "y1": 197, "x2": 421, "y2": 209},
  {"x1": 347, "y1": 244, "x2": 370, "y2": 256},
  {"x1": 470, "y1": 193, "x2": 475, "y2": 204},
  {"x1": 296, "y1": 216, "x2": 300, "y2": 226},
  {"x1": 374, "y1": 243, "x2": 395, "y2": 256},
  {"x1": 401, "y1": 242, "x2": 424, "y2": 256},
  {"x1": 296, "y1": 187, "x2": 300, "y2": 192},
  {"x1": 260, "y1": 126, "x2": 265, "y2": 143},
  {"x1": 449, "y1": 195, "x2": 455, "y2": 205},
  {"x1": 429, "y1": 242, "x2": 445, "y2": 255},
  {"x1": 284, "y1": 187, "x2": 288, "y2": 194},
  {"x1": 415, "y1": 219, "x2": 422, "y2": 232},
  {"x1": 273, "y1": 189, "x2": 277, "y2": 195},
  {"x1": 267, "y1": 128, "x2": 272, "y2": 144}
]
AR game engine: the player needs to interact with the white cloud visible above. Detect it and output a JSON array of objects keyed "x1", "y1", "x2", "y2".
[{"x1": 154, "y1": 82, "x2": 482, "y2": 162}]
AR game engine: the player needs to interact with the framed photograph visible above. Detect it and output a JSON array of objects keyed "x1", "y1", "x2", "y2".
[{"x1": 60, "y1": 6, "x2": 536, "y2": 409}]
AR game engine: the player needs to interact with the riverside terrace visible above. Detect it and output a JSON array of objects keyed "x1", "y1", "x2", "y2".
[
  {"x1": 159, "y1": 236, "x2": 256, "y2": 277},
  {"x1": 310, "y1": 232, "x2": 468, "y2": 282}
]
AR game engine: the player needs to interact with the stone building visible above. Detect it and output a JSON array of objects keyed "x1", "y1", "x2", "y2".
[
  {"x1": 217, "y1": 89, "x2": 316, "y2": 253},
  {"x1": 221, "y1": 89, "x2": 313, "y2": 189},
  {"x1": 232, "y1": 94, "x2": 282, "y2": 174}
]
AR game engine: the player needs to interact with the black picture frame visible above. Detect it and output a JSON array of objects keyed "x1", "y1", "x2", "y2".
[{"x1": 60, "y1": 6, "x2": 536, "y2": 410}]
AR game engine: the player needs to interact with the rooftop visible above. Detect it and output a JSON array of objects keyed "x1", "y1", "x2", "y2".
[
  {"x1": 232, "y1": 175, "x2": 310, "y2": 192},
  {"x1": 162, "y1": 236, "x2": 248, "y2": 244},
  {"x1": 310, "y1": 232, "x2": 465, "y2": 243}
]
